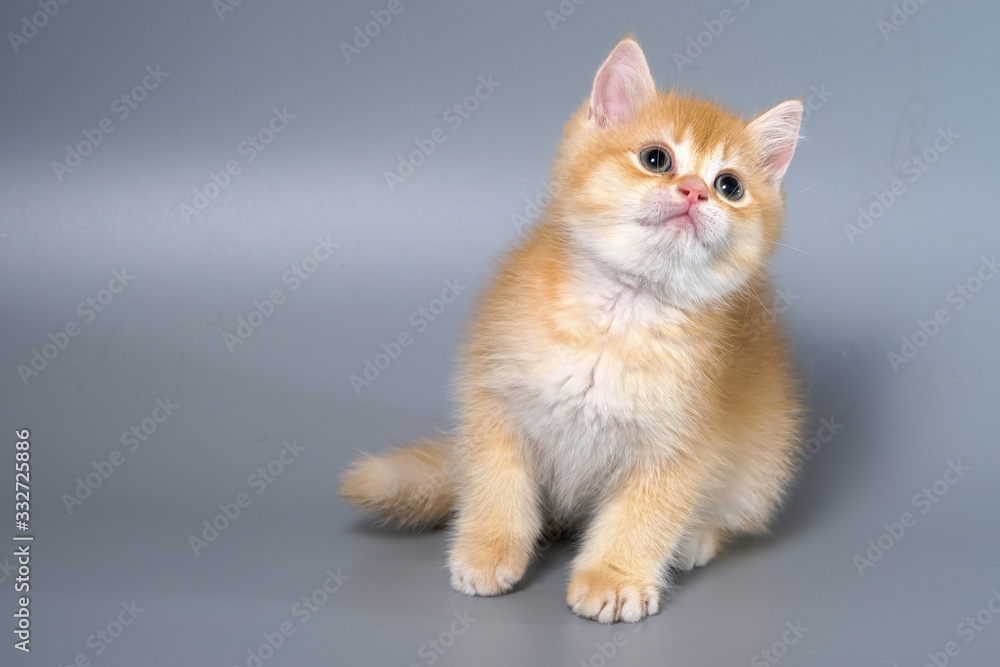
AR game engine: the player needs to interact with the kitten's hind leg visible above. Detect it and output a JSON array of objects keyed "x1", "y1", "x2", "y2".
[{"x1": 674, "y1": 526, "x2": 726, "y2": 572}]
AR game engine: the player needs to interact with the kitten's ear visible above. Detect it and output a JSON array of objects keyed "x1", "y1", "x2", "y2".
[
  {"x1": 589, "y1": 38, "x2": 656, "y2": 127},
  {"x1": 746, "y1": 100, "x2": 803, "y2": 182}
]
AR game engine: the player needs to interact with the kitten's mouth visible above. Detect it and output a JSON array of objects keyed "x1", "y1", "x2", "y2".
[{"x1": 639, "y1": 212, "x2": 700, "y2": 236}]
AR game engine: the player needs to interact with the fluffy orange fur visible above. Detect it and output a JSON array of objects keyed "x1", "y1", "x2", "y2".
[{"x1": 341, "y1": 37, "x2": 805, "y2": 623}]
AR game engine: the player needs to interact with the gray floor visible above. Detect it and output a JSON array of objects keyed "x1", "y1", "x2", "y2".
[{"x1": 2, "y1": 0, "x2": 999, "y2": 665}]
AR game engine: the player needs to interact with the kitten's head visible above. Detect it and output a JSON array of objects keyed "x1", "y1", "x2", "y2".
[{"x1": 551, "y1": 37, "x2": 803, "y2": 309}]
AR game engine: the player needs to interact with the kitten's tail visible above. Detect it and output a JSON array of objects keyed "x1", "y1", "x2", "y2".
[{"x1": 338, "y1": 436, "x2": 456, "y2": 529}]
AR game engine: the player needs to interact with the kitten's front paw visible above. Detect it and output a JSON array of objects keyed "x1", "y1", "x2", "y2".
[
  {"x1": 567, "y1": 568, "x2": 661, "y2": 624},
  {"x1": 448, "y1": 541, "x2": 529, "y2": 596}
]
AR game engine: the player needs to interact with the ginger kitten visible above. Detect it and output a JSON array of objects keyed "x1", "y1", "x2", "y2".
[{"x1": 341, "y1": 37, "x2": 805, "y2": 623}]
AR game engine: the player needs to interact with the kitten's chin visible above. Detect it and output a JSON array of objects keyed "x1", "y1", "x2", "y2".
[
  {"x1": 634, "y1": 210, "x2": 723, "y2": 256},
  {"x1": 668, "y1": 213, "x2": 696, "y2": 231}
]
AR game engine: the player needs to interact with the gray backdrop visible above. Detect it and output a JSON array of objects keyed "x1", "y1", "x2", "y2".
[{"x1": 2, "y1": 0, "x2": 999, "y2": 665}]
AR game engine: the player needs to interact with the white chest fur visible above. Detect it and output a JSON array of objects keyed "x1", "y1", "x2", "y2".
[{"x1": 497, "y1": 273, "x2": 691, "y2": 519}]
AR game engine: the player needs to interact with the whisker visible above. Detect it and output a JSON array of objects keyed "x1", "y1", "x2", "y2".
[
  {"x1": 772, "y1": 241, "x2": 812, "y2": 257},
  {"x1": 788, "y1": 181, "x2": 823, "y2": 199},
  {"x1": 746, "y1": 283, "x2": 774, "y2": 321}
]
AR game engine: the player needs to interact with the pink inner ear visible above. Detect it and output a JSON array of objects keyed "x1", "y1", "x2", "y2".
[
  {"x1": 748, "y1": 100, "x2": 803, "y2": 181},
  {"x1": 593, "y1": 70, "x2": 631, "y2": 123},
  {"x1": 767, "y1": 143, "x2": 797, "y2": 179},
  {"x1": 590, "y1": 40, "x2": 655, "y2": 127}
]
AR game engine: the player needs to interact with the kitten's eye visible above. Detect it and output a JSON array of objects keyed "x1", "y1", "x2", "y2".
[
  {"x1": 638, "y1": 146, "x2": 672, "y2": 173},
  {"x1": 714, "y1": 173, "x2": 744, "y2": 201}
]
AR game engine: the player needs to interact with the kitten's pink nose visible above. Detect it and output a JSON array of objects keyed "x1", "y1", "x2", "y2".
[{"x1": 676, "y1": 178, "x2": 709, "y2": 207}]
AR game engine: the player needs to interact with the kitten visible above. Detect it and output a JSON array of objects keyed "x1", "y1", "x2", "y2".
[{"x1": 341, "y1": 37, "x2": 805, "y2": 623}]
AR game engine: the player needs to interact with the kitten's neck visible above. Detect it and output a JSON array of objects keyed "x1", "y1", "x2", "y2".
[
  {"x1": 562, "y1": 241, "x2": 695, "y2": 333},
  {"x1": 547, "y1": 210, "x2": 758, "y2": 321}
]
